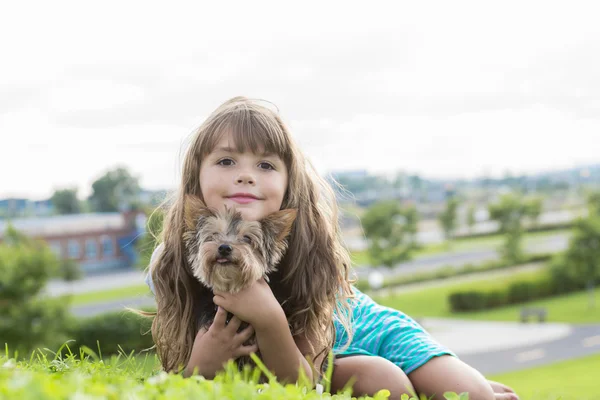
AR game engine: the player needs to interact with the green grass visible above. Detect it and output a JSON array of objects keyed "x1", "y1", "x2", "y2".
[
  {"x1": 66, "y1": 284, "x2": 151, "y2": 306},
  {"x1": 488, "y1": 353, "x2": 600, "y2": 400},
  {"x1": 374, "y1": 270, "x2": 600, "y2": 324},
  {"x1": 450, "y1": 229, "x2": 570, "y2": 252},
  {"x1": 373, "y1": 270, "x2": 546, "y2": 318},
  {"x1": 350, "y1": 229, "x2": 570, "y2": 266},
  {"x1": 445, "y1": 287, "x2": 600, "y2": 324},
  {"x1": 0, "y1": 347, "x2": 405, "y2": 400},
  {"x1": 3, "y1": 343, "x2": 582, "y2": 399}
]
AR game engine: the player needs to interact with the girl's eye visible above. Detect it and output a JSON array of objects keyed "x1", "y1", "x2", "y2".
[
  {"x1": 242, "y1": 235, "x2": 252, "y2": 244},
  {"x1": 217, "y1": 158, "x2": 234, "y2": 166},
  {"x1": 258, "y1": 162, "x2": 275, "y2": 170}
]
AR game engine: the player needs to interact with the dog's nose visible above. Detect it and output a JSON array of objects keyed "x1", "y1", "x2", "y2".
[{"x1": 218, "y1": 244, "x2": 232, "y2": 256}]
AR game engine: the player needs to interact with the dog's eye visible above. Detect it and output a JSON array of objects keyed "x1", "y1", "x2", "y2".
[{"x1": 242, "y1": 235, "x2": 252, "y2": 244}]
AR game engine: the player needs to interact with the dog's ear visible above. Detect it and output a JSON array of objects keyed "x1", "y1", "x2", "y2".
[
  {"x1": 261, "y1": 209, "x2": 297, "y2": 242},
  {"x1": 184, "y1": 195, "x2": 213, "y2": 231}
]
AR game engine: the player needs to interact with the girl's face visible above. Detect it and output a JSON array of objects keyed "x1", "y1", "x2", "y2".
[{"x1": 199, "y1": 132, "x2": 289, "y2": 222}]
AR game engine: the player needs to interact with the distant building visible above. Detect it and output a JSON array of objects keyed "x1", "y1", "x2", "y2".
[
  {"x1": 138, "y1": 189, "x2": 169, "y2": 207},
  {"x1": 0, "y1": 211, "x2": 146, "y2": 273},
  {"x1": 328, "y1": 170, "x2": 369, "y2": 181},
  {"x1": 0, "y1": 198, "x2": 54, "y2": 218}
]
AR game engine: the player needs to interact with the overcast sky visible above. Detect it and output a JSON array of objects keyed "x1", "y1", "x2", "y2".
[{"x1": 1, "y1": 1, "x2": 599, "y2": 199}]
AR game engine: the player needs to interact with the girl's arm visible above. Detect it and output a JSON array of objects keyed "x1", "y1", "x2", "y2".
[
  {"x1": 213, "y1": 278, "x2": 316, "y2": 383},
  {"x1": 252, "y1": 307, "x2": 315, "y2": 383}
]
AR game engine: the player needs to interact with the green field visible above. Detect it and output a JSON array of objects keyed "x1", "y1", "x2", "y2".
[
  {"x1": 374, "y1": 270, "x2": 600, "y2": 324},
  {"x1": 67, "y1": 284, "x2": 151, "y2": 306},
  {"x1": 489, "y1": 353, "x2": 600, "y2": 400},
  {"x1": 3, "y1": 349, "x2": 591, "y2": 400},
  {"x1": 350, "y1": 229, "x2": 570, "y2": 266},
  {"x1": 127, "y1": 352, "x2": 600, "y2": 400}
]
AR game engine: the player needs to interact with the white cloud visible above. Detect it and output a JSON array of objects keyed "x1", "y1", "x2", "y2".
[
  {"x1": 46, "y1": 81, "x2": 146, "y2": 114},
  {"x1": 293, "y1": 106, "x2": 599, "y2": 178},
  {"x1": 1, "y1": 0, "x2": 599, "y2": 199}
]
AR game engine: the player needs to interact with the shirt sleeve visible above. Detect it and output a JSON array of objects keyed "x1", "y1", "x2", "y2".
[{"x1": 144, "y1": 243, "x2": 164, "y2": 296}]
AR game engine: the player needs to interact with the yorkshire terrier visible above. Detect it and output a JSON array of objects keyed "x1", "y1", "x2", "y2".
[{"x1": 183, "y1": 195, "x2": 297, "y2": 370}]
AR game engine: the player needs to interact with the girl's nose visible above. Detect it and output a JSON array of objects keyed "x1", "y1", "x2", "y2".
[{"x1": 236, "y1": 173, "x2": 255, "y2": 185}]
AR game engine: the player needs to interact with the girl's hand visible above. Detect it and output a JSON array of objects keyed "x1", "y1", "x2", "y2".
[
  {"x1": 185, "y1": 306, "x2": 257, "y2": 378},
  {"x1": 488, "y1": 380, "x2": 519, "y2": 400},
  {"x1": 213, "y1": 277, "x2": 284, "y2": 330}
]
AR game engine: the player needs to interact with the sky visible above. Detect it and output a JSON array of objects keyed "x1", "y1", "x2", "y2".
[{"x1": 1, "y1": 1, "x2": 599, "y2": 199}]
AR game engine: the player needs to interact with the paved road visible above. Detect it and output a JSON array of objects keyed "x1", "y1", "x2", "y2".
[{"x1": 457, "y1": 323, "x2": 600, "y2": 375}]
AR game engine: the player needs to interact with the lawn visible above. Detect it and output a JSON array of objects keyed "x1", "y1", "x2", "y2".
[
  {"x1": 129, "y1": 352, "x2": 600, "y2": 400},
  {"x1": 488, "y1": 353, "x2": 600, "y2": 400},
  {"x1": 448, "y1": 287, "x2": 600, "y2": 324},
  {"x1": 66, "y1": 284, "x2": 151, "y2": 306},
  {"x1": 2, "y1": 345, "x2": 583, "y2": 400},
  {"x1": 350, "y1": 229, "x2": 570, "y2": 266},
  {"x1": 373, "y1": 270, "x2": 545, "y2": 319},
  {"x1": 374, "y1": 270, "x2": 600, "y2": 324},
  {"x1": 0, "y1": 349, "x2": 401, "y2": 400}
]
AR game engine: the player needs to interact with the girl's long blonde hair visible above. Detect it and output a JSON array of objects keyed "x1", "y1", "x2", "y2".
[{"x1": 146, "y1": 96, "x2": 354, "y2": 374}]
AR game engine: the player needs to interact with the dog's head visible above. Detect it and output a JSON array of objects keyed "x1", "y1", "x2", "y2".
[{"x1": 183, "y1": 195, "x2": 297, "y2": 293}]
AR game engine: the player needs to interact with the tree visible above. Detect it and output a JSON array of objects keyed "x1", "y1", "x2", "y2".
[
  {"x1": 564, "y1": 216, "x2": 600, "y2": 308},
  {"x1": 51, "y1": 188, "x2": 81, "y2": 214},
  {"x1": 361, "y1": 201, "x2": 419, "y2": 268},
  {"x1": 524, "y1": 196, "x2": 543, "y2": 229},
  {"x1": 438, "y1": 197, "x2": 459, "y2": 241},
  {"x1": 59, "y1": 258, "x2": 83, "y2": 295},
  {"x1": 135, "y1": 207, "x2": 165, "y2": 269},
  {"x1": 488, "y1": 194, "x2": 543, "y2": 264},
  {"x1": 0, "y1": 227, "x2": 72, "y2": 357},
  {"x1": 88, "y1": 167, "x2": 141, "y2": 212},
  {"x1": 466, "y1": 205, "x2": 477, "y2": 234},
  {"x1": 4, "y1": 225, "x2": 82, "y2": 282},
  {"x1": 587, "y1": 191, "x2": 600, "y2": 216}
]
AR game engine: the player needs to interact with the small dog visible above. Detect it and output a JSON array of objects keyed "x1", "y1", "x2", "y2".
[
  {"x1": 183, "y1": 195, "x2": 297, "y2": 293},
  {"x1": 183, "y1": 195, "x2": 297, "y2": 369}
]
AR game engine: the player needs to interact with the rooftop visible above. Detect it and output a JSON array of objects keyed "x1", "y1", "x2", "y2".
[{"x1": 0, "y1": 213, "x2": 128, "y2": 239}]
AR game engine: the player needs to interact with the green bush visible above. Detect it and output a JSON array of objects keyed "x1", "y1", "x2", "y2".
[
  {"x1": 0, "y1": 230, "x2": 73, "y2": 356},
  {"x1": 65, "y1": 309, "x2": 155, "y2": 357},
  {"x1": 507, "y1": 281, "x2": 538, "y2": 303},
  {"x1": 447, "y1": 253, "x2": 600, "y2": 313},
  {"x1": 448, "y1": 291, "x2": 487, "y2": 312},
  {"x1": 484, "y1": 290, "x2": 507, "y2": 308}
]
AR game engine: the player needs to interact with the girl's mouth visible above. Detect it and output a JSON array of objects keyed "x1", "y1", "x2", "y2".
[
  {"x1": 226, "y1": 192, "x2": 261, "y2": 204},
  {"x1": 228, "y1": 196, "x2": 257, "y2": 204}
]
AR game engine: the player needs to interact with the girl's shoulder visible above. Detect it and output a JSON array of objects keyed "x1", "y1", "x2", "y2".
[
  {"x1": 149, "y1": 242, "x2": 165, "y2": 270},
  {"x1": 145, "y1": 243, "x2": 164, "y2": 295}
]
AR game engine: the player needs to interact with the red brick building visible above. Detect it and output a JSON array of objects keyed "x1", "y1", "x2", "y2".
[{"x1": 0, "y1": 211, "x2": 146, "y2": 273}]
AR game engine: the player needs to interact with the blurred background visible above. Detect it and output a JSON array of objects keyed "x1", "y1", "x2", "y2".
[{"x1": 1, "y1": 1, "x2": 599, "y2": 398}]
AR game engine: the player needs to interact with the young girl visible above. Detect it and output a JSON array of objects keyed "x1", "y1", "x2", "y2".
[{"x1": 143, "y1": 96, "x2": 518, "y2": 400}]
